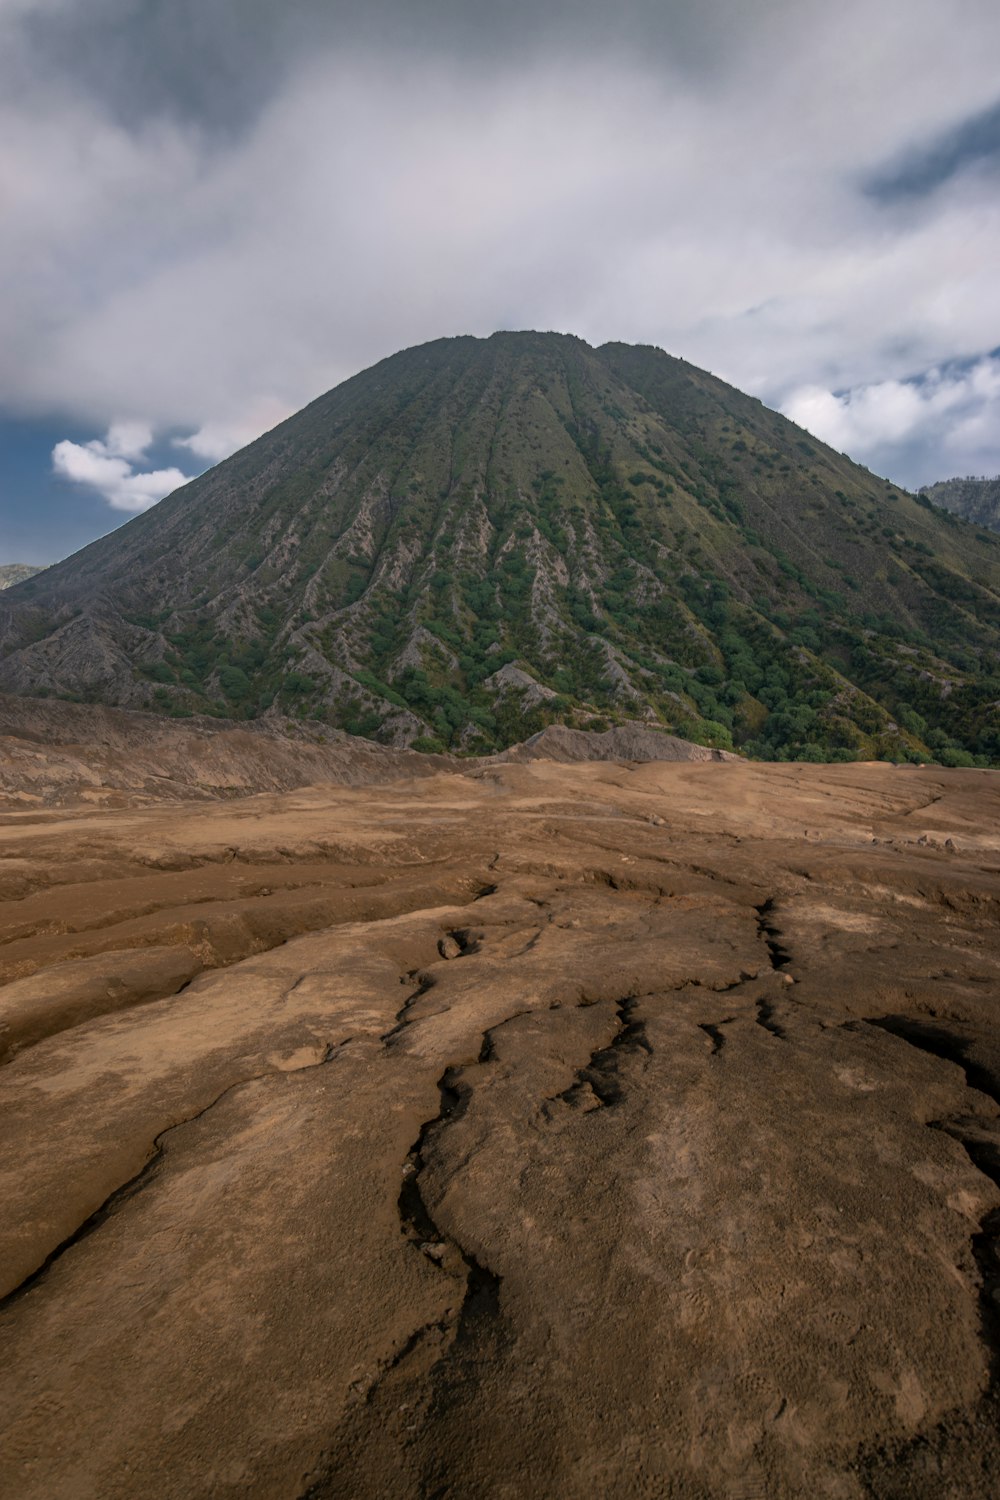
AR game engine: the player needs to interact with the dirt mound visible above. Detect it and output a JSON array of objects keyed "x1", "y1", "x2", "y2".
[
  {"x1": 503, "y1": 719, "x2": 737, "y2": 764},
  {"x1": 0, "y1": 694, "x2": 451, "y2": 806}
]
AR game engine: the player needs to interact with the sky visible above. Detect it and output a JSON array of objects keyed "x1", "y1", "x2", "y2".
[{"x1": 2, "y1": 0, "x2": 1000, "y2": 565}]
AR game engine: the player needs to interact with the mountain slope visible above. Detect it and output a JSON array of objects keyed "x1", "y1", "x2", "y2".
[
  {"x1": 2, "y1": 332, "x2": 999, "y2": 763},
  {"x1": 922, "y1": 476, "x2": 1000, "y2": 536}
]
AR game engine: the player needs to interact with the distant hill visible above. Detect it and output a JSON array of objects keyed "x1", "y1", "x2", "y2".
[
  {"x1": 0, "y1": 564, "x2": 43, "y2": 590},
  {"x1": 2, "y1": 332, "x2": 999, "y2": 765},
  {"x1": 921, "y1": 476, "x2": 1000, "y2": 537}
]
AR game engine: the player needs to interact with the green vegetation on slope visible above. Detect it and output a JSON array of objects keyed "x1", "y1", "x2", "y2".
[{"x1": 2, "y1": 333, "x2": 999, "y2": 765}]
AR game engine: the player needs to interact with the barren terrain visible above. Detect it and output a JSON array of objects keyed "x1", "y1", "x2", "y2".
[{"x1": 1, "y1": 744, "x2": 999, "y2": 1498}]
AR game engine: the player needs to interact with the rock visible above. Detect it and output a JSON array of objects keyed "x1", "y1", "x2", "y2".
[{"x1": 482, "y1": 663, "x2": 558, "y2": 708}]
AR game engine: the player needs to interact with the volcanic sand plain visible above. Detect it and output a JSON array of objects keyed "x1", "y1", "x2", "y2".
[{"x1": 1, "y1": 755, "x2": 1000, "y2": 1499}]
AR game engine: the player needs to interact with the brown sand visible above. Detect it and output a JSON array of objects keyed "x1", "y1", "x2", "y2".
[{"x1": 1, "y1": 754, "x2": 999, "y2": 1498}]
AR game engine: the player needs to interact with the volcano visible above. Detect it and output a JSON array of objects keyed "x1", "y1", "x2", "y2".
[{"x1": 4, "y1": 332, "x2": 999, "y2": 762}]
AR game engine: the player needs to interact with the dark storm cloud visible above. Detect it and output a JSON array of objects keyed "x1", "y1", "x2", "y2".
[
  {"x1": 13, "y1": 0, "x2": 781, "y2": 132},
  {"x1": 865, "y1": 96, "x2": 1000, "y2": 202}
]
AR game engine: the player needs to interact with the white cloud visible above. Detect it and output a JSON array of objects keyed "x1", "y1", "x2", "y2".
[
  {"x1": 52, "y1": 428, "x2": 191, "y2": 512},
  {"x1": 173, "y1": 425, "x2": 247, "y2": 465},
  {"x1": 173, "y1": 401, "x2": 292, "y2": 464},
  {"x1": 782, "y1": 355, "x2": 1000, "y2": 487},
  {"x1": 100, "y1": 419, "x2": 154, "y2": 461},
  {"x1": 783, "y1": 382, "x2": 932, "y2": 452}
]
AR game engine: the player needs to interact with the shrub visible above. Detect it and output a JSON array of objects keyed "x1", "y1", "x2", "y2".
[
  {"x1": 938, "y1": 746, "x2": 975, "y2": 768},
  {"x1": 218, "y1": 665, "x2": 252, "y2": 702}
]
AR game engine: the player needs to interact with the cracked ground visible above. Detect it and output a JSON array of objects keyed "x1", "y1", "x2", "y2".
[{"x1": 1, "y1": 757, "x2": 1000, "y2": 1498}]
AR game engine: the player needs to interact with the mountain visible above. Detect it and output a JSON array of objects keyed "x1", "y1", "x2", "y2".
[
  {"x1": 2, "y1": 332, "x2": 999, "y2": 764},
  {"x1": 0, "y1": 564, "x2": 43, "y2": 590},
  {"x1": 922, "y1": 476, "x2": 1000, "y2": 536}
]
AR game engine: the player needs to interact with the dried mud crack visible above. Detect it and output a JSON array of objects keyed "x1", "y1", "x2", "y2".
[
  {"x1": 549, "y1": 993, "x2": 654, "y2": 1112},
  {"x1": 396, "y1": 1064, "x2": 504, "y2": 1352},
  {"x1": 0, "y1": 1038, "x2": 350, "y2": 1311},
  {"x1": 866, "y1": 1015, "x2": 1000, "y2": 1330},
  {"x1": 2, "y1": 757, "x2": 1000, "y2": 1499},
  {"x1": 698, "y1": 1017, "x2": 736, "y2": 1054},
  {"x1": 850, "y1": 1015, "x2": 1000, "y2": 1497},
  {"x1": 755, "y1": 896, "x2": 793, "y2": 971}
]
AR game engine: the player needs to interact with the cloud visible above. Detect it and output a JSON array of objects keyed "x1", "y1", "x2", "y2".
[
  {"x1": 173, "y1": 401, "x2": 292, "y2": 464},
  {"x1": 99, "y1": 419, "x2": 155, "y2": 462},
  {"x1": 782, "y1": 354, "x2": 1000, "y2": 488},
  {"x1": 52, "y1": 428, "x2": 191, "y2": 512},
  {"x1": 865, "y1": 96, "x2": 1000, "y2": 203},
  {"x1": 6, "y1": 0, "x2": 809, "y2": 133},
  {"x1": 2, "y1": 0, "x2": 1000, "y2": 500}
]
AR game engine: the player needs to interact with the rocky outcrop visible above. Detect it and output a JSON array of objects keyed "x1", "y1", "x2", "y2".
[
  {"x1": 0, "y1": 564, "x2": 43, "y2": 590},
  {"x1": 482, "y1": 662, "x2": 557, "y2": 707},
  {"x1": 922, "y1": 474, "x2": 1000, "y2": 534}
]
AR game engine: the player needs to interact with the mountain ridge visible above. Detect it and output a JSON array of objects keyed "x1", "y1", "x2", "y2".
[{"x1": 3, "y1": 331, "x2": 999, "y2": 764}]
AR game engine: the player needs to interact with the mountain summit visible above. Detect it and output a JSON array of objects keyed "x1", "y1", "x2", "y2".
[{"x1": 3, "y1": 333, "x2": 999, "y2": 762}]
